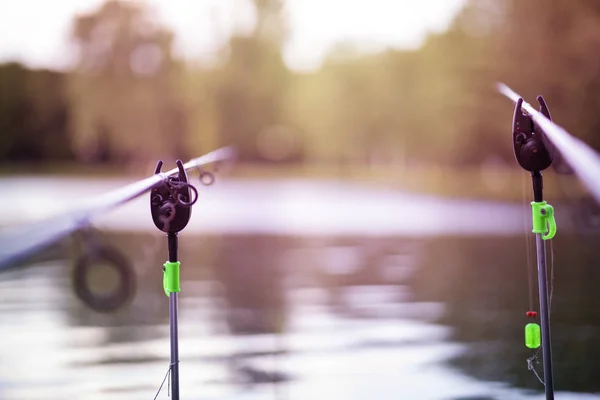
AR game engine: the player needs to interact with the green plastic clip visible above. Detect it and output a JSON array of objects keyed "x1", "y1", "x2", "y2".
[
  {"x1": 531, "y1": 201, "x2": 556, "y2": 240},
  {"x1": 163, "y1": 261, "x2": 181, "y2": 297}
]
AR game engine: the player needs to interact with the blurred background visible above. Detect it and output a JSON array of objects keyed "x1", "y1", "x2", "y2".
[{"x1": 1, "y1": 0, "x2": 600, "y2": 399}]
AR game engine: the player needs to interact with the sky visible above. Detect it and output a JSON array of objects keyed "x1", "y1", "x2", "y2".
[{"x1": 0, "y1": 0, "x2": 466, "y2": 72}]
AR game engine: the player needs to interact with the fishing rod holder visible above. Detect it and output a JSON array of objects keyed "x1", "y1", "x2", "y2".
[
  {"x1": 150, "y1": 160, "x2": 198, "y2": 233},
  {"x1": 512, "y1": 94, "x2": 558, "y2": 239},
  {"x1": 512, "y1": 96, "x2": 555, "y2": 173}
]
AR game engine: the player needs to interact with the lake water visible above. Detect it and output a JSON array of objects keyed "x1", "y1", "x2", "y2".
[{"x1": 0, "y1": 176, "x2": 599, "y2": 400}]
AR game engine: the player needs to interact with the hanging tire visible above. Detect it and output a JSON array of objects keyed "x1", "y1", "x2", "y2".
[{"x1": 72, "y1": 245, "x2": 136, "y2": 312}]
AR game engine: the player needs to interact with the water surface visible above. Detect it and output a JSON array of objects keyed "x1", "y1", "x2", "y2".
[{"x1": 0, "y1": 177, "x2": 599, "y2": 399}]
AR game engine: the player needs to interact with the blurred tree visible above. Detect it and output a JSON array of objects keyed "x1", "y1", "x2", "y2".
[
  {"x1": 211, "y1": 0, "x2": 298, "y2": 163},
  {"x1": 286, "y1": 0, "x2": 600, "y2": 167},
  {"x1": 492, "y1": 0, "x2": 600, "y2": 153},
  {"x1": 441, "y1": 0, "x2": 600, "y2": 164},
  {"x1": 0, "y1": 62, "x2": 73, "y2": 163},
  {"x1": 177, "y1": 66, "x2": 221, "y2": 162},
  {"x1": 68, "y1": 0, "x2": 187, "y2": 164},
  {"x1": 283, "y1": 18, "x2": 500, "y2": 167},
  {"x1": 289, "y1": 50, "x2": 405, "y2": 166},
  {"x1": 5, "y1": 0, "x2": 600, "y2": 169}
]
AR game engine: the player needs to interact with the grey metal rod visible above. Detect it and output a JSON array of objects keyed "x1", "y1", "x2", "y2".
[
  {"x1": 535, "y1": 233, "x2": 555, "y2": 400},
  {"x1": 170, "y1": 292, "x2": 180, "y2": 399},
  {"x1": 168, "y1": 232, "x2": 180, "y2": 400}
]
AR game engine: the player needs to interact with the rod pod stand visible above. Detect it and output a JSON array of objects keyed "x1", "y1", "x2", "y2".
[
  {"x1": 150, "y1": 160, "x2": 198, "y2": 400},
  {"x1": 513, "y1": 96, "x2": 557, "y2": 400}
]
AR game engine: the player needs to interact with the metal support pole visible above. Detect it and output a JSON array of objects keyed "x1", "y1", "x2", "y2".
[
  {"x1": 535, "y1": 234, "x2": 554, "y2": 400},
  {"x1": 532, "y1": 171, "x2": 554, "y2": 400},
  {"x1": 168, "y1": 232, "x2": 180, "y2": 400}
]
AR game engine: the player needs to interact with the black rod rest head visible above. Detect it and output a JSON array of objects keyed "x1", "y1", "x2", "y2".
[
  {"x1": 150, "y1": 159, "x2": 196, "y2": 233},
  {"x1": 512, "y1": 95, "x2": 555, "y2": 172}
]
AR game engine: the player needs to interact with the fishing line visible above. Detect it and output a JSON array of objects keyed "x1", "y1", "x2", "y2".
[
  {"x1": 527, "y1": 240, "x2": 554, "y2": 387},
  {"x1": 549, "y1": 239, "x2": 554, "y2": 313},
  {"x1": 521, "y1": 171, "x2": 545, "y2": 384},
  {"x1": 153, "y1": 362, "x2": 178, "y2": 399},
  {"x1": 528, "y1": 353, "x2": 545, "y2": 385},
  {"x1": 522, "y1": 173, "x2": 556, "y2": 318}
]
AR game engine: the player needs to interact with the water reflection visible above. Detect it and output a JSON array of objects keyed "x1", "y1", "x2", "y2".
[
  {"x1": 409, "y1": 234, "x2": 600, "y2": 394},
  {"x1": 213, "y1": 235, "x2": 289, "y2": 335},
  {"x1": 0, "y1": 230, "x2": 599, "y2": 399}
]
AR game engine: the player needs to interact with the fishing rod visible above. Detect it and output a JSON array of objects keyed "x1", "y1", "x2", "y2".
[{"x1": 0, "y1": 146, "x2": 235, "y2": 311}]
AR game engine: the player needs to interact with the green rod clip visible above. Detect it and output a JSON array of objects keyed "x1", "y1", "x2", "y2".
[
  {"x1": 531, "y1": 201, "x2": 556, "y2": 240},
  {"x1": 163, "y1": 261, "x2": 181, "y2": 297}
]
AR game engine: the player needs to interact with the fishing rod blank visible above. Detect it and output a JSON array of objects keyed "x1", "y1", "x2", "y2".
[
  {"x1": 511, "y1": 94, "x2": 556, "y2": 400},
  {"x1": 0, "y1": 146, "x2": 235, "y2": 271}
]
